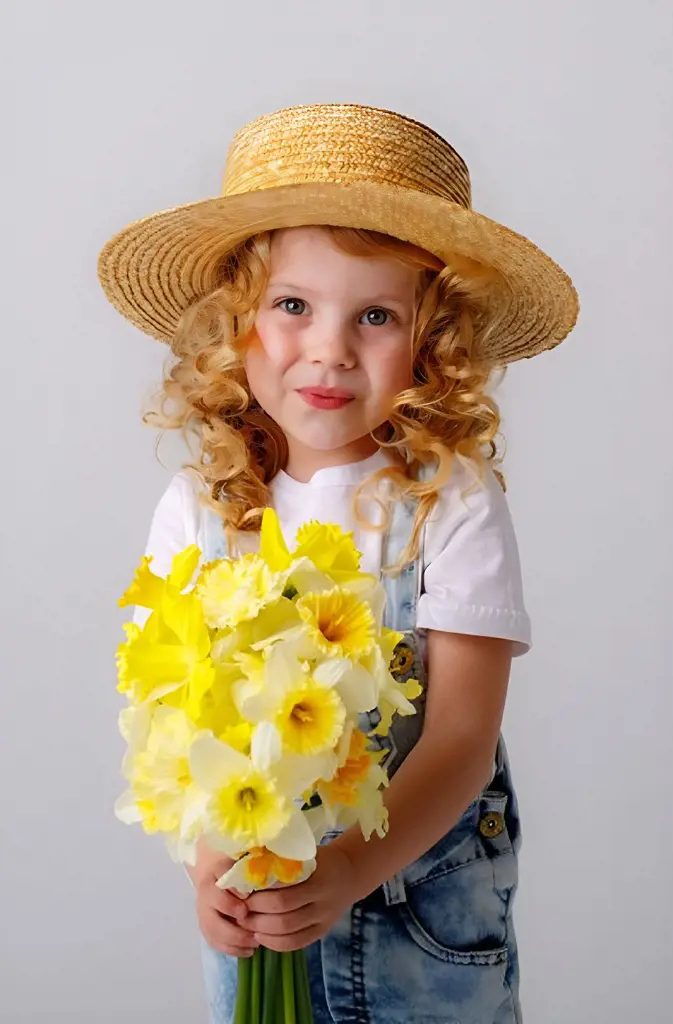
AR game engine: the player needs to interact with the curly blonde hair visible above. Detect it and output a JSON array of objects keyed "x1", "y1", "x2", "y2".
[{"x1": 146, "y1": 226, "x2": 505, "y2": 565}]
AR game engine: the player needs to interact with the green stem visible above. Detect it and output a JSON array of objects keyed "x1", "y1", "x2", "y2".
[
  {"x1": 250, "y1": 947, "x2": 262, "y2": 1024},
  {"x1": 262, "y1": 949, "x2": 281, "y2": 1024},
  {"x1": 281, "y1": 951, "x2": 296, "y2": 1024},
  {"x1": 293, "y1": 950, "x2": 314, "y2": 1024},
  {"x1": 234, "y1": 955, "x2": 252, "y2": 1024}
]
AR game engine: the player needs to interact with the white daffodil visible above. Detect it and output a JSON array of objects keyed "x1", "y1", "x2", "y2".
[
  {"x1": 215, "y1": 849, "x2": 317, "y2": 894},
  {"x1": 188, "y1": 725, "x2": 319, "y2": 861},
  {"x1": 316, "y1": 726, "x2": 389, "y2": 840},
  {"x1": 115, "y1": 706, "x2": 207, "y2": 863}
]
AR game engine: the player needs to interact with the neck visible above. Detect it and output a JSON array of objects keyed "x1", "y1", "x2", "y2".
[{"x1": 283, "y1": 435, "x2": 380, "y2": 483}]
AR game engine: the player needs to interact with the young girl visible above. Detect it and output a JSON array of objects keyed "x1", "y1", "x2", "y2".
[{"x1": 99, "y1": 103, "x2": 578, "y2": 1023}]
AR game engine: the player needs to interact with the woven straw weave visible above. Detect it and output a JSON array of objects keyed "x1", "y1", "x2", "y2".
[{"x1": 97, "y1": 103, "x2": 578, "y2": 362}]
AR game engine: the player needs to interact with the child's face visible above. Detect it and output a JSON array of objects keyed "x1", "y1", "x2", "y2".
[{"x1": 246, "y1": 226, "x2": 418, "y2": 473}]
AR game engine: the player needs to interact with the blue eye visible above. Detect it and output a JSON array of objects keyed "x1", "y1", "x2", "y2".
[
  {"x1": 361, "y1": 308, "x2": 392, "y2": 326},
  {"x1": 278, "y1": 298, "x2": 306, "y2": 315}
]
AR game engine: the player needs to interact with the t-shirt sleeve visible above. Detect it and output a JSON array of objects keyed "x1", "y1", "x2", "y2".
[
  {"x1": 131, "y1": 470, "x2": 202, "y2": 627},
  {"x1": 416, "y1": 460, "x2": 532, "y2": 656}
]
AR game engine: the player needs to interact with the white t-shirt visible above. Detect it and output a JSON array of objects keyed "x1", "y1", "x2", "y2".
[{"x1": 135, "y1": 449, "x2": 531, "y2": 655}]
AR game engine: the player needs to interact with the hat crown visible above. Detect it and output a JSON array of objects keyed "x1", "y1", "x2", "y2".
[{"x1": 221, "y1": 103, "x2": 472, "y2": 210}]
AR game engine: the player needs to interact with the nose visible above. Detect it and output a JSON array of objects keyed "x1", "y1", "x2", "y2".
[{"x1": 302, "y1": 320, "x2": 357, "y2": 370}]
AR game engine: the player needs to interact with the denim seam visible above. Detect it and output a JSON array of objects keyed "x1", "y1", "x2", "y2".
[
  {"x1": 502, "y1": 885, "x2": 522, "y2": 1024},
  {"x1": 349, "y1": 903, "x2": 370, "y2": 1024}
]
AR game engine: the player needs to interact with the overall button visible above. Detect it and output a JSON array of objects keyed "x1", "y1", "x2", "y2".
[
  {"x1": 479, "y1": 811, "x2": 505, "y2": 838},
  {"x1": 391, "y1": 643, "x2": 415, "y2": 676}
]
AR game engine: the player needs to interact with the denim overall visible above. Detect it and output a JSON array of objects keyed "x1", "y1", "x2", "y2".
[{"x1": 200, "y1": 491, "x2": 523, "y2": 1024}]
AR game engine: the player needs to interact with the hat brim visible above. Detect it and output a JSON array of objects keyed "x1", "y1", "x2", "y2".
[{"x1": 97, "y1": 180, "x2": 578, "y2": 363}]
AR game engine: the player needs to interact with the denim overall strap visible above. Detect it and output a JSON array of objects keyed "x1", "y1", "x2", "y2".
[
  {"x1": 380, "y1": 496, "x2": 423, "y2": 632},
  {"x1": 199, "y1": 500, "x2": 228, "y2": 563}
]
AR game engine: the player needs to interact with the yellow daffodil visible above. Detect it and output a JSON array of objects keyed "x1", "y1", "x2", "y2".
[
  {"x1": 192, "y1": 663, "x2": 253, "y2": 750},
  {"x1": 296, "y1": 589, "x2": 377, "y2": 661},
  {"x1": 189, "y1": 727, "x2": 318, "y2": 861},
  {"x1": 196, "y1": 554, "x2": 288, "y2": 630},
  {"x1": 234, "y1": 644, "x2": 346, "y2": 757},
  {"x1": 274, "y1": 677, "x2": 346, "y2": 757},
  {"x1": 118, "y1": 546, "x2": 201, "y2": 610},
  {"x1": 358, "y1": 637, "x2": 421, "y2": 735},
  {"x1": 293, "y1": 521, "x2": 361, "y2": 578},
  {"x1": 259, "y1": 507, "x2": 293, "y2": 572},
  {"x1": 375, "y1": 678, "x2": 422, "y2": 736},
  {"x1": 115, "y1": 707, "x2": 205, "y2": 854},
  {"x1": 116, "y1": 593, "x2": 214, "y2": 712},
  {"x1": 219, "y1": 720, "x2": 254, "y2": 755}
]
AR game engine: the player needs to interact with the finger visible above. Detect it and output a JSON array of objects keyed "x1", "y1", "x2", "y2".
[
  {"x1": 205, "y1": 887, "x2": 250, "y2": 921},
  {"x1": 202, "y1": 910, "x2": 259, "y2": 952},
  {"x1": 242, "y1": 906, "x2": 319, "y2": 937},
  {"x1": 209, "y1": 942, "x2": 257, "y2": 959},
  {"x1": 245, "y1": 884, "x2": 312, "y2": 915},
  {"x1": 255, "y1": 926, "x2": 321, "y2": 953}
]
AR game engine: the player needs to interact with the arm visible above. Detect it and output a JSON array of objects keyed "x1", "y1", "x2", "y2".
[
  {"x1": 241, "y1": 630, "x2": 512, "y2": 949},
  {"x1": 334, "y1": 630, "x2": 512, "y2": 901}
]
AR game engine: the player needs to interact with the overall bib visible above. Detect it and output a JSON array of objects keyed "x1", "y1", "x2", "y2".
[{"x1": 200, "y1": 490, "x2": 522, "y2": 1024}]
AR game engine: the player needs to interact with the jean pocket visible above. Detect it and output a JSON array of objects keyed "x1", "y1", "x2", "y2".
[
  {"x1": 400, "y1": 853, "x2": 511, "y2": 964},
  {"x1": 398, "y1": 795, "x2": 518, "y2": 963}
]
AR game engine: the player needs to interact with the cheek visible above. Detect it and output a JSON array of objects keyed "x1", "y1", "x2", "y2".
[
  {"x1": 367, "y1": 341, "x2": 413, "y2": 397},
  {"x1": 244, "y1": 323, "x2": 296, "y2": 388}
]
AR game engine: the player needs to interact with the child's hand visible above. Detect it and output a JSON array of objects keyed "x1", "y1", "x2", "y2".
[
  {"x1": 190, "y1": 847, "x2": 260, "y2": 959},
  {"x1": 240, "y1": 844, "x2": 357, "y2": 952}
]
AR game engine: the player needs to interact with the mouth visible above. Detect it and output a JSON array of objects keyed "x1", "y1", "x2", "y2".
[{"x1": 296, "y1": 387, "x2": 355, "y2": 410}]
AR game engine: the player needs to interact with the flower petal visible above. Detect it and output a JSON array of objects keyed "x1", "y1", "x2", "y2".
[
  {"x1": 266, "y1": 808, "x2": 317, "y2": 861},
  {"x1": 189, "y1": 734, "x2": 250, "y2": 791},
  {"x1": 312, "y1": 658, "x2": 351, "y2": 688},
  {"x1": 114, "y1": 789, "x2": 141, "y2": 824},
  {"x1": 203, "y1": 829, "x2": 242, "y2": 859},
  {"x1": 168, "y1": 545, "x2": 201, "y2": 591},
  {"x1": 251, "y1": 722, "x2": 282, "y2": 772},
  {"x1": 334, "y1": 663, "x2": 378, "y2": 713},
  {"x1": 273, "y1": 750, "x2": 337, "y2": 794},
  {"x1": 303, "y1": 804, "x2": 331, "y2": 843},
  {"x1": 215, "y1": 857, "x2": 251, "y2": 891},
  {"x1": 118, "y1": 556, "x2": 166, "y2": 610},
  {"x1": 259, "y1": 507, "x2": 292, "y2": 571}
]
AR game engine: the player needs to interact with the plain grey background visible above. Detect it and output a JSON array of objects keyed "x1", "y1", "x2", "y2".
[{"x1": 2, "y1": 1, "x2": 671, "y2": 1021}]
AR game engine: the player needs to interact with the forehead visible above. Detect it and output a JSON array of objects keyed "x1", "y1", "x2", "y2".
[{"x1": 267, "y1": 227, "x2": 419, "y2": 300}]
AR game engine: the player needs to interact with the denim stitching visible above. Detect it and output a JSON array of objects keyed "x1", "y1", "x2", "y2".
[
  {"x1": 398, "y1": 903, "x2": 509, "y2": 966},
  {"x1": 502, "y1": 885, "x2": 522, "y2": 1023},
  {"x1": 350, "y1": 904, "x2": 370, "y2": 1024}
]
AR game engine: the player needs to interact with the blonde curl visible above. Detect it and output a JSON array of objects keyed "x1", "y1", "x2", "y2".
[{"x1": 145, "y1": 226, "x2": 506, "y2": 564}]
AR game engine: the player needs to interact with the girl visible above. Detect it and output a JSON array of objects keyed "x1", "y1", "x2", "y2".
[{"x1": 98, "y1": 103, "x2": 578, "y2": 1023}]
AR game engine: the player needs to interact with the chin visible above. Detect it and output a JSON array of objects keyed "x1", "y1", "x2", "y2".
[{"x1": 286, "y1": 424, "x2": 368, "y2": 452}]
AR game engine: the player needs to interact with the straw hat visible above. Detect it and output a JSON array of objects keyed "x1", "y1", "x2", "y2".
[{"x1": 97, "y1": 103, "x2": 578, "y2": 363}]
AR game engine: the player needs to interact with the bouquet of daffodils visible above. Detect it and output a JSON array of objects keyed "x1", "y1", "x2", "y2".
[{"x1": 114, "y1": 509, "x2": 420, "y2": 1023}]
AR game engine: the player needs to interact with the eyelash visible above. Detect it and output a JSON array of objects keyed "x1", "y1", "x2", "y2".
[{"x1": 274, "y1": 298, "x2": 398, "y2": 325}]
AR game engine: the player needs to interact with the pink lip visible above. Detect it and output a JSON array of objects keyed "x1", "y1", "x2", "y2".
[{"x1": 297, "y1": 387, "x2": 354, "y2": 410}]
